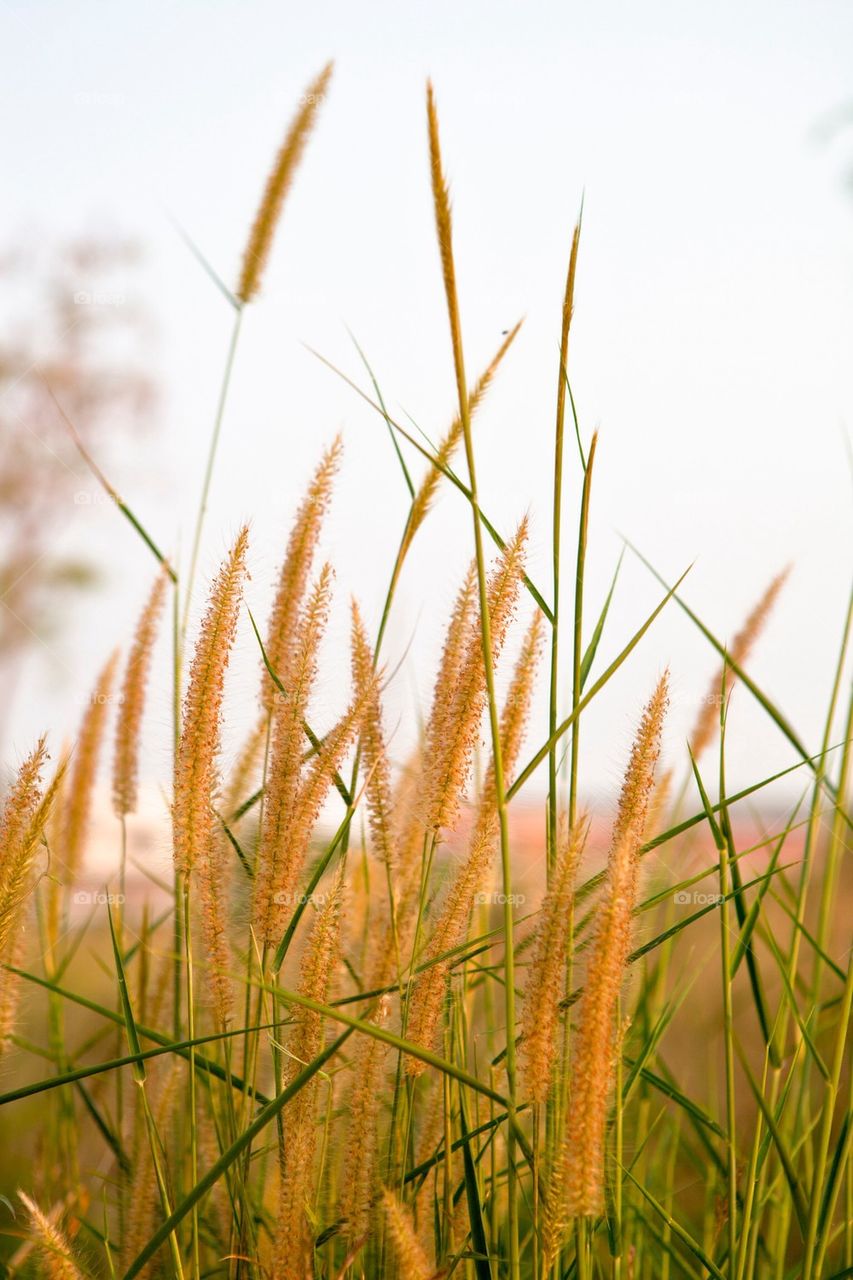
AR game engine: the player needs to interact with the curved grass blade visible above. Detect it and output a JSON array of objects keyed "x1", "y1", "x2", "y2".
[
  {"x1": 730, "y1": 794, "x2": 804, "y2": 977},
  {"x1": 621, "y1": 1166, "x2": 726, "y2": 1279},
  {"x1": 508, "y1": 565, "x2": 691, "y2": 798},
  {"x1": 304, "y1": 343, "x2": 553, "y2": 622},
  {"x1": 625, "y1": 539, "x2": 846, "y2": 817},
  {"x1": 167, "y1": 212, "x2": 240, "y2": 310},
  {"x1": 458, "y1": 1085, "x2": 494, "y2": 1280},
  {"x1": 0, "y1": 1022, "x2": 276, "y2": 1108},
  {"x1": 45, "y1": 382, "x2": 177, "y2": 582},
  {"x1": 5, "y1": 965, "x2": 270, "y2": 1104},
  {"x1": 347, "y1": 328, "x2": 414, "y2": 496},
  {"x1": 734, "y1": 1039, "x2": 808, "y2": 1235},
  {"x1": 579, "y1": 547, "x2": 624, "y2": 691}
]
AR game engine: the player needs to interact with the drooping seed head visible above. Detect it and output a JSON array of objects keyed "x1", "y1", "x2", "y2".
[
  {"x1": 113, "y1": 568, "x2": 168, "y2": 818},
  {"x1": 261, "y1": 436, "x2": 342, "y2": 711},
  {"x1": 558, "y1": 674, "x2": 669, "y2": 1224},
  {"x1": 382, "y1": 1188, "x2": 433, "y2": 1280},
  {"x1": 62, "y1": 650, "x2": 119, "y2": 880},
  {"x1": 173, "y1": 526, "x2": 249, "y2": 877},
  {"x1": 521, "y1": 818, "x2": 586, "y2": 1104},
  {"x1": 237, "y1": 62, "x2": 334, "y2": 304},
  {"x1": 690, "y1": 567, "x2": 789, "y2": 760}
]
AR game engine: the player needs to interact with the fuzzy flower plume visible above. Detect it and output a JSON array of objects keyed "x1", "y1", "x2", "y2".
[
  {"x1": 261, "y1": 436, "x2": 342, "y2": 711},
  {"x1": 382, "y1": 1188, "x2": 434, "y2": 1280},
  {"x1": 113, "y1": 568, "x2": 167, "y2": 818},
  {"x1": 521, "y1": 818, "x2": 586, "y2": 1104},
  {"x1": 423, "y1": 518, "x2": 528, "y2": 839},
  {"x1": 17, "y1": 1192, "x2": 83, "y2": 1280},
  {"x1": 552, "y1": 674, "x2": 669, "y2": 1236},
  {"x1": 253, "y1": 565, "x2": 333, "y2": 944},
  {"x1": 690, "y1": 567, "x2": 789, "y2": 760},
  {"x1": 406, "y1": 608, "x2": 543, "y2": 1074},
  {"x1": 350, "y1": 600, "x2": 394, "y2": 865},
  {"x1": 61, "y1": 650, "x2": 118, "y2": 881},
  {"x1": 0, "y1": 741, "x2": 65, "y2": 958},
  {"x1": 255, "y1": 581, "x2": 374, "y2": 946},
  {"x1": 401, "y1": 323, "x2": 522, "y2": 560},
  {"x1": 237, "y1": 63, "x2": 334, "y2": 303},
  {"x1": 275, "y1": 877, "x2": 343, "y2": 1279},
  {"x1": 173, "y1": 526, "x2": 249, "y2": 877}
]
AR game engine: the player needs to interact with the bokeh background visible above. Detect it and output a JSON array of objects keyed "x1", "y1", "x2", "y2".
[{"x1": 1, "y1": 0, "x2": 852, "y2": 851}]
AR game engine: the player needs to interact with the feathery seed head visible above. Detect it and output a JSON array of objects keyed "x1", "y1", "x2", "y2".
[
  {"x1": 407, "y1": 609, "x2": 542, "y2": 1072},
  {"x1": 521, "y1": 818, "x2": 586, "y2": 1104},
  {"x1": 61, "y1": 651, "x2": 118, "y2": 881},
  {"x1": 382, "y1": 1189, "x2": 434, "y2": 1280},
  {"x1": 275, "y1": 875, "x2": 343, "y2": 1280},
  {"x1": 253, "y1": 564, "x2": 334, "y2": 943},
  {"x1": 173, "y1": 526, "x2": 249, "y2": 876},
  {"x1": 18, "y1": 1192, "x2": 83, "y2": 1280},
  {"x1": 262, "y1": 437, "x2": 342, "y2": 710},
  {"x1": 402, "y1": 323, "x2": 522, "y2": 558},
  {"x1": 341, "y1": 998, "x2": 391, "y2": 1242},
  {"x1": 560, "y1": 674, "x2": 669, "y2": 1222},
  {"x1": 426, "y1": 80, "x2": 468, "y2": 409},
  {"x1": 0, "y1": 743, "x2": 66, "y2": 958},
  {"x1": 237, "y1": 62, "x2": 334, "y2": 304},
  {"x1": 351, "y1": 600, "x2": 394, "y2": 865},
  {"x1": 424, "y1": 518, "x2": 528, "y2": 837},
  {"x1": 113, "y1": 568, "x2": 167, "y2": 817},
  {"x1": 690, "y1": 567, "x2": 789, "y2": 759}
]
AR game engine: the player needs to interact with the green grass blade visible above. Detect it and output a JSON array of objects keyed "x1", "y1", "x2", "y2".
[
  {"x1": 458, "y1": 1086, "x2": 494, "y2": 1280},
  {"x1": 621, "y1": 1166, "x2": 726, "y2": 1279},
  {"x1": 579, "y1": 548, "x2": 623, "y2": 691},
  {"x1": 508, "y1": 565, "x2": 691, "y2": 798}
]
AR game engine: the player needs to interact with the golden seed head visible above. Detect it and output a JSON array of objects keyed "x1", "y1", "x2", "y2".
[
  {"x1": 262, "y1": 436, "x2": 342, "y2": 710},
  {"x1": 406, "y1": 607, "x2": 543, "y2": 1073},
  {"x1": 253, "y1": 564, "x2": 334, "y2": 944},
  {"x1": 561, "y1": 673, "x2": 669, "y2": 1221},
  {"x1": 350, "y1": 600, "x2": 394, "y2": 865},
  {"x1": 275, "y1": 876, "x2": 343, "y2": 1280},
  {"x1": 521, "y1": 818, "x2": 586, "y2": 1104},
  {"x1": 690, "y1": 567, "x2": 790, "y2": 759},
  {"x1": 61, "y1": 651, "x2": 119, "y2": 881},
  {"x1": 382, "y1": 1189, "x2": 433, "y2": 1280},
  {"x1": 173, "y1": 526, "x2": 249, "y2": 876},
  {"x1": 341, "y1": 999, "x2": 391, "y2": 1242},
  {"x1": 426, "y1": 79, "x2": 465, "y2": 399},
  {"x1": 17, "y1": 1192, "x2": 83, "y2": 1280},
  {"x1": 113, "y1": 568, "x2": 168, "y2": 818},
  {"x1": 237, "y1": 62, "x2": 334, "y2": 304},
  {"x1": 402, "y1": 322, "x2": 523, "y2": 558},
  {"x1": 424, "y1": 518, "x2": 528, "y2": 837},
  {"x1": 0, "y1": 742, "x2": 65, "y2": 958}
]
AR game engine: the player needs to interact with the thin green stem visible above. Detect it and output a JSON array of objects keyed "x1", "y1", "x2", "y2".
[{"x1": 182, "y1": 305, "x2": 244, "y2": 642}]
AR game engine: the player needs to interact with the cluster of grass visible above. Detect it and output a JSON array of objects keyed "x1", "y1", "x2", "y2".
[{"x1": 0, "y1": 64, "x2": 850, "y2": 1280}]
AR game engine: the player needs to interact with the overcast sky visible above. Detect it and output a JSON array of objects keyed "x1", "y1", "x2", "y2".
[{"x1": 1, "y1": 0, "x2": 851, "y2": 813}]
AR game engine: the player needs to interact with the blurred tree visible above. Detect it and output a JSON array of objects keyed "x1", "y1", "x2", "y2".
[{"x1": 0, "y1": 235, "x2": 156, "y2": 743}]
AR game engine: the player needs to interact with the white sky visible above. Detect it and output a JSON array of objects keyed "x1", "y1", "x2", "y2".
[{"x1": 1, "y1": 0, "x2": 852, "y2": 812}]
